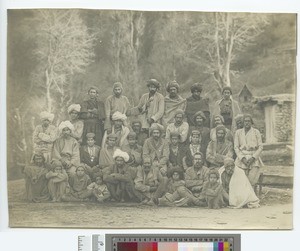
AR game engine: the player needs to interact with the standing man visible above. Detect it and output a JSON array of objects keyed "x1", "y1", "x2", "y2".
[
  {"x1": 133, "y1": 79, "x2": 164, "y2": 131},
  {"x1": 80, "y1": 86, "x2": 105, "y2": 146},
  {"x1": 104, "y1": 82, "x2": 131, "y2": 133},
  {"x1": 185, "y1": 83, "x2": 210, "y2": 127},
  {"x1": 32, "y1": 111, "x2": 58, "y2": 163},
  {"x1": 212, "y1": 86, "x2": 241, "y2": 131},
  {"x1": 234, "y1": 114, "x2": 263, "y2": 187},
  {"x1": 163, "y1": 80, "x2": 186, "y2": 127}
]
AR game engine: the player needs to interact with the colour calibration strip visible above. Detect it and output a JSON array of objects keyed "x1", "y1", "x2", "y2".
[{"x1": 106, "y1": 234, "x2": 240, "y2": 251}]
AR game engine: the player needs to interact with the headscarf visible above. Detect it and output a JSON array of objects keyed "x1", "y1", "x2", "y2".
[
  {"x1": 235, "y1": 114, "x2": 244, "y2": 122},
  {"x1": 173, "y1": 109, "x2": 185, "y2": 118},
  {"x1": 149, "y1": 123, "x2": 164, "y2": 135},
  {"x1": 222, "y1": 86, "x2": 232, "y2": 95},
  {"x1": 127, "y1": 131, "x2": 137, "y2": 140},
  {"x1": 113, "y1": 149, "x2": 130, "y2": 162},
  {"x1": 40, "y1": 111, "x2": 54, "y2": 122},
  {"x1": 88, "y1": 86, "x2": 99, "y2": 94},
  {"x1": 68, "y1": 104, "x2": 81, "y2": 114},
  {"x1": 243, "y1": 114, "x2": 254, "y2": 124},
  {"x1": 192, "y1": 111, "x2": 206, "y2": 122},
  {"x1": 113, "y1": 82, "x2": 123, "y2": 90},
  {"x1": 146, "y1": 79, "x2": 160, "y2": 89},
  {"x1": 215, "y1": 125, "x2": 227, "y2": 134},
  {"x1": 58, "y1": 120, "x2": 75, "y2": 133},
  {"x1": 213, "y1": 115, "x2": 225, "y2": 124},
  {"x1": 208, "y1": 169, "x2": 220, "y2": 179},
  {"x1": 166, "y1": 80, "x2": 179, "y2": 92},
  {"x1": 167, "y1": 167, "x2": 184, "y2": 179},
  {"x1": 86, "y1": 132, "x2": 96, "y2": 139},
  {"x1": 224, "y1": 157, "x2": 235, "y2": 167},
  {"x1": 143, "y1": 155, "x2": 152, "y2": 164},
  {"x1": 190, "y1": 83, "x2": 203, "y2": 93},
  {"x1": 112, "y1": 111, "x2": 127, "y2": 121}
]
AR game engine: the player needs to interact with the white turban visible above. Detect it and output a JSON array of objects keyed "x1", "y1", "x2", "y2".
[
  {"x1": 113, "y1": 149, "x2": 130, "y2": 162},
  {"x1": 112, "y1": 111, "x2": 127, "y2": 121},
  {"x1": 59, "y1": 120, "x2": 75, "y2": 133},
  {"x1": 68, "y1": 104, "x2": 81, "y2": 114},
  {"x1": 40, "y1": 111, "x2": 54, "y2": 122}
]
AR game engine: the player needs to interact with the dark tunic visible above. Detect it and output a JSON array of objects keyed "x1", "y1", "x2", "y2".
[
  {"x1": 80, "y1": 98, "x2": 105, "y2": 146},
  {"x1": 168, "y1": 143, "x2": 185, "y2": 168},
  {"x1": 185, "y1": 95, "x2": 210, "y2": 127},
  {"x1": 80, "y1": 145, "x2": 101, "y2": 178}
]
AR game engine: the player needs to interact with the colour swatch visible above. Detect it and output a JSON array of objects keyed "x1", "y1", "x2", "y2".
[{"x1": 116, "y1": 242, "x2": 230, "y2": 251}]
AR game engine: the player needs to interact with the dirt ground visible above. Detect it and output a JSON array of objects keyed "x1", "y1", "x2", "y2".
[{"x1": 7, "y1": 179, "x2": 293, "y2": 229}]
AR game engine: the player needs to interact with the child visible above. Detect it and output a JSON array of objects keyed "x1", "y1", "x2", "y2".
[
  {"x1": 202, "y1": 169, "x2": 225, "y2": 209},
  {"x1": 80, "y1": 133, "x2": 101, "y2": 178},
  {"x1": 46, "y1": 160, "x2": 68, "y2": 202},
  {"x1": 87, "y1": 174, "x2": 111, "y2": 202},
  {"x1": 61, "y1": 165, "x2": 92, "y2": 202}
]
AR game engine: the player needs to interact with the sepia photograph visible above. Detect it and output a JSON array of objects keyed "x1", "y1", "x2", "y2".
[{"x1": 7, "y1": 9, "x2": 296, "y2": 229}]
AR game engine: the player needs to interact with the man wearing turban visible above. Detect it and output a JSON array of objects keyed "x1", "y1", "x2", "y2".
[
  {"x1": 129, "y1": 79, "x2": 164, "y2": 131},
  {"x1": 103, "y1": 149, "x2": 140, "y2": 202},
  {"x1": 212, "y1": 86, "x2": 241, "y2": 131},
  {"x1": 79, "y1": 86, "x2": 105, "y2": 146},
  {"x1": 68, "y1": 104, "x2": 84, "y2": 144},
  {"x1": 221, "y1": 158, "x2": 260, "y2": 208},
  {"x1": 162, "y1": 80, "x2": 186, "y2": 127},
  {"x1": 185, "y1": 83, "x2": 211, "y2": 127},
  {"x1": 104, "y1": 82, "x2": 131, "y2": 132},
  {"x1": 101, "y1": 111, "x2": 130, "y2": 148},
  {"x1": 206, "y1": 125, "x2": 234, "y2": 168},
  {"x1": 32, "y1": 111, "x2": 58, "y2": 163},
  {"x1": 143, "y1": 123, "x2": 169, "y2": 176},
  {"x1": 52, "y1": 121, "x2": 80, "y2": 172}
]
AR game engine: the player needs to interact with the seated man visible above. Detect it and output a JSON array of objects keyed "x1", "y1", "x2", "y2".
[
  {"x1": 143, "y1": 123, "x2": 169, "y2": 176},
  {"x1": 52, "y1": 121, "x2": 80, "y2": 171},
  {"x1": 185, "y1": 152, "x2": 209, "y2": 198},
  {"x1": 103, "y1": 149, "x2": 139, "y2": 202},
  {"x1": 134, "y1": 156, "x2": 163, "y2": 205},
  {"x1": 102, "y1": 111, "x2": 130, "y2": 148},
  {"x1": 130, "y1": 119, "x2": 148, "y2": 147},
  {"x1": 206, "y1": 125, "x2": 234, "y2": 168},
  {"x1": 165, "y1": 109, "x2": 189, "y2": 144},
  {"x1": 221, "y1": 158, "x2": 259, "y2": 209},
  {"x1": 157, "y1": 167, "x2": 204, "y2": 207},
  {"x1": 121, "y1": 132, "x2": 143, "y2": 170},
  {"x1": 80, "y1": 133, "x2": 101, "y2": 178},
  {"x1": 99, "y1": 133, "x2": 118, "y2": 169}
]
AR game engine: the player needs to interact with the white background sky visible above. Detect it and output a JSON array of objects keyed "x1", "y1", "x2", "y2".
[{"x1": 0, "y1": 1, "x2": 299, "y2": 251}]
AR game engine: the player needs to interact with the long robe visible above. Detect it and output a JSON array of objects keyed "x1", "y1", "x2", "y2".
[
  {"x1": 80, "y1": 145, "x2": 101, "y2": 178},
  {"x1": 104, "y1": 95, "x2": 131, "y2": 130},
  {"x1": 46, "y1": 170, "x2": 68, "y2": 201},
  {"x1": 99, "y1": 146, "x2": 118, "y2": 169},
  {"x1": 228, "y1": 167, "x2": 260, "y2": 208},
  {"x1": 80, "y1": 98, "x2": 105, "y2": 146},
  {"x1": 165, "y1": 122, "x2": 189, "y2": 143},
  {"x1": 212, "y1": 98, "x2": 241, "y2": 131},
  {"x1": 32, "y1": 124, "x2": 58, "y2": 162},
  {"x1": 143, "y1": 137, "x2": 169, "y2": 173},
  {"x1": 52, "y1": 137, "x2": 80, "y2": 167},
  {"x1": 24, "y1": 163, "x2": 51, "y2": 202},
  {"x1": 202, "y1": 181, "x2": 225, "y2": 209},
  {"x1": 206, "y1": 140, "x2": 234, "y2": 168},
  {"x1": 185, "y1": 95, "x2": 210, "y2": 127},
  {"x1": 70, "y1": 119, "x2": 84, "y2": 144},
  {"x1": 234, "y1": 127, "x2": 263, "y2": 185},
  {"x1": 185, "y1": 166, "x2": 209, "y2": 194},
  {"x1": 133, "y1": 92, "x2": 165, "y2": 129},
  {"x1": 163, "y1": 95, "x2": 187, "y2": 126}
]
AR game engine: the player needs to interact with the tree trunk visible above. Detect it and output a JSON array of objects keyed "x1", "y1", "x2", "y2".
[{"x1": 45, "y1": 69, "x2": 52, "y2": 112}]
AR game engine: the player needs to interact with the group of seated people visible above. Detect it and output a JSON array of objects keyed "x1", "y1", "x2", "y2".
[{"x1": 24, "y1": 79, "x2": 262, "y2": 209}]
